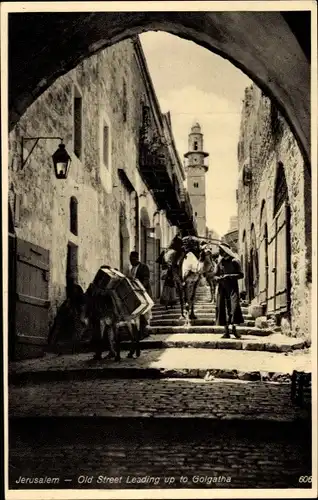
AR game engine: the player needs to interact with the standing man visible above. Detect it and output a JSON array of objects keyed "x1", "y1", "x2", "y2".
[
  {"x1": 129, "y1": 251, "x2": 153, "y2": 340},
  {"x1": 214, "y1": 243, "x2": 244, "y2": 339}
]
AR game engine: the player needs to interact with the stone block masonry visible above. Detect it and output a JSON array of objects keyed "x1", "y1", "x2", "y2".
[
  {"x1": 8, "y1": 38, "x2": 176, "y2": 328},
  {"x1": 237, "y1": 85, "x2": 311, "y2": 340}
]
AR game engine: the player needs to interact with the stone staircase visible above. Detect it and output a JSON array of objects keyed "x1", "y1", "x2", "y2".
[
  {"x1": 10, "y1": 283, "x2": 310, "y2": 385},
  {"x1": 144, "y1": 284, "x2": 308, "y2": 354}
]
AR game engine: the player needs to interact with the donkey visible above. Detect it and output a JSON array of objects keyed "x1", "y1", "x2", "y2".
[
  {"x1": 158, "y1": 234, "x2": 187, "y2": 318},
  {"x1": 159, "y1": 235, "x2": 202, "y2": 320},
  {"x1": 160, "y1": 235, "x2": 219, "y2": 321},
  {"x1": 197, "y1": 243, "x2": 218, "y2": 303},
  {"x1": 82, "y1": 274, "x2": 143, "y2": 362}
]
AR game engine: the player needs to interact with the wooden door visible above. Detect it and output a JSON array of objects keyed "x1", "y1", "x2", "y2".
[
  {"x1": 8, "y1": 233, "x2": 17, "y2": 360},
  {"x1": 14, "y1": 238, "x2": 50, "y2": 359},
  {"x1": 140, "y1": 223, "x2": 147, "y2": 263},
  {"x1": 258, "y1": 224, "x2": 268, "y2": 305},
  {"x1": 267, "y1": 202, "x2": 290, "y2": 315},
  {"x1": 146, "y1": 228, "x2": 155, "y2": 296},
  {"x1": 155, "y1": 238, "x2": 161, "y2": 299}
]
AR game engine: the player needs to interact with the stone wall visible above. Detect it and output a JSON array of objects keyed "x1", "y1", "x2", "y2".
[
  {"x1": 237, "y1": 85, "x2": 311, "y2": 340},
  {"x1": 8, "y1": 38, "x2": 177, "y2": 325}
]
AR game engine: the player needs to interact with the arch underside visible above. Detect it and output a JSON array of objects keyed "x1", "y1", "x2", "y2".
[{"x1": 9, "y1": 11, "x2": 310, "y2": 166}]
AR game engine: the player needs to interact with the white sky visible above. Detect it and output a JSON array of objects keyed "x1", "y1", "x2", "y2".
[{"x1": 140, "y1": 31, "x2": 252, "y2": 237}]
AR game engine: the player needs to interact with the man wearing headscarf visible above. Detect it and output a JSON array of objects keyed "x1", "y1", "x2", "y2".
[{"x1": 214, "y1": 242, "x2": 244, "y2": 338}]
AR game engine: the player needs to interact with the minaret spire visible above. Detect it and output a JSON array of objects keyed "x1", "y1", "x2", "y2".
[{"x1": 184, "y1": 122, "x2": 209, "y2": 237}]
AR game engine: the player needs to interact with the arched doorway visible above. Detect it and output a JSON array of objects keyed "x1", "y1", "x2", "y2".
[
  {"x1": 119, "y1": 203, "x2": 130, "y2": 274},
  {"x1": 8, "y1": 11, "x2": 310, "y2": 165},
  {"x1": 241, "y1": 230, "x2": 249, "y2": 298},
  {"x1": 249, "y1": 224, "x2": 259, "y2": 301},
  {"x1": 155, "y1": 223, "x2": 162, "y2": 299},
  {"x1": 267, "y1": 162, "x2": 292, "y2": 319},
  {"x1": 258, "y1": 201, "x2": 269, "y2": 306},
  {"x1": 140, "y1": 206, "x2": 155, "y2": 293},
  {"x1": 140, "y1": 207, "x2": 150, "y2": 264}
]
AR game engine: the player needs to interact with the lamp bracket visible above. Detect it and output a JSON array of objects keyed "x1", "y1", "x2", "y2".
[{"x1": 21, "y1": 136, "x2": 63, "y2": 169}]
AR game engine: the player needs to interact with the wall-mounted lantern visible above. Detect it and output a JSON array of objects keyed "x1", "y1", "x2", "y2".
[
  {"x1": 21, "y1": 137, "x2": 71, "y2": 179},
  {"x1": 139, "y1": 189, "x2": 148, "y2": 198}
]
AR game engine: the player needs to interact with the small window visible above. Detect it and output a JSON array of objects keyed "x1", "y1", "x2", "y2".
[
  {"x1": 195, "y1": 211, "x2": 198, "y2": 216},
  {"x1": 194, "y1": 182, "x2": 199, "y2": 188},
  {"x1": 103, "y1": 123, "x2": 109, "y2": 168},
  {"x1": 123, "y1": 80, "x2": 128, "y2": 122},
  {"x1": 194, "y1": 141, "x2": 198, "y2": 151},
  {"x1": 70, "y1": 196, "x2": 78, "y2": 236},
  {"x1": 74, "y1": 89, "x2": 82, "y2": 159}
]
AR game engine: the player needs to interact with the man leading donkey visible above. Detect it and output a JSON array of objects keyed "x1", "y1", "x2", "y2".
[{"x1": 214, "y1": 242, "x2": 245, "y2": 339}]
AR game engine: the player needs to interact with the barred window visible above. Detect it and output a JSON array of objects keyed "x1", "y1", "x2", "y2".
[
  {"x1": 103, "y1": 123, "x2": 109, "y2": 168},
  {"x1": 70, "y1": 197, "x2": 78, "y2": 236},
  {"x1": 123, "y1": 79, "x2": 128, "y2": 122},
  {"x1": 73, "y1": 88, "x2": 82, "y2": 159}
]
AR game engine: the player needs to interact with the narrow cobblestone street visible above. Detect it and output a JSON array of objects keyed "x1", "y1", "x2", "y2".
[
  {"x1": 9, "y1": 378, "x2": 309, "y2": 420},
  {"x1": 8, "y1": 285, "x2": 312, "y2": 491}
]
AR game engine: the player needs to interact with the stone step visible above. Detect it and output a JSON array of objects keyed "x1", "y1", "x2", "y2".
[
  {"x1": 9, "y1": 348, "x2": 311, "y2": 385},
  {"x1": 151, "y1": 311, "x2": 254, "y2": 320},
  {"x1": 150, "y1": 318, "x2": 256, "y2": 327},
  {"x1": 139, "y1": 333, "x2": 307, "y2": 353},
  {"x1": 153, "y1": 305, "x2": 250, "y2": 314},
  {"x1": 147, "y1": 325, "x2": 273, "y2": 337}
]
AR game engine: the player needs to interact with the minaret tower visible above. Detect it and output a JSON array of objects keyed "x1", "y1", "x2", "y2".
[{"x1": 184, "y1": 122, "x2": 209, "y2": 237}]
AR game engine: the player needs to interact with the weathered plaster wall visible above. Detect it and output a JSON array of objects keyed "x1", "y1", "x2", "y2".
[
  {"x1": 8, "y1": 38, "x2": 174, "y2": 325},
  {"x1": 237, "y1": 85, "x2": 311, "y2": 339}
]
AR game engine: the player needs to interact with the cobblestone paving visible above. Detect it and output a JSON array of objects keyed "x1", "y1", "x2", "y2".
[
  {"x1": 9, "y1": 418, "x2": 312, "y2": 489},
  {"x1": 144, "y1": 332, "x2": 307, "y2": 352},
  {"x1": 9, "y1": 347, "x2": 312, "y2": 378},
  {"x1": 9, "y1": 378, "x2": 309, "y2": 420}
]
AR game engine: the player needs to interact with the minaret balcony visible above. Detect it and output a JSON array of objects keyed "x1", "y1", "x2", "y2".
[
  {"x1": 183, "y1": 156, "x2": 209, "y2": 171},
  {"x1": 184, "y1": 150, "x2": 209, "y2": 159}
]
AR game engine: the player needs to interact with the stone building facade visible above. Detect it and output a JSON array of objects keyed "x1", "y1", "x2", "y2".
[
  {"x1": 222, "y1": 230, "x2": 239, "y2": 254},
  {"x1": 8, "y1": 36, "x2": 194, "y2": 359},
  {"x1": 237, "y1": 84, "x2": 311, "y2": 340}
]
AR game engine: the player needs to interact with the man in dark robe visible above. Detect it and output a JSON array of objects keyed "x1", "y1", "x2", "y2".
[
  {"x1": 214, "y1": 243, "x2": 244, "y2": 339},
  {"x1": 129, "y1": 251, "x2": 152, "y2": 341}
]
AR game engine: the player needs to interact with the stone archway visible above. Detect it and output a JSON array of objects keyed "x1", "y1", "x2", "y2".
[
  {"x1": 249, "y1": 224, "x2": 259, "y2": 301},
  {"x1": 8, "y1": 11, "x2": 311, "y2": 165},
  {"x1": 154, "y1": 223, "x2": 162, "y2": 299},
  {"x1": 140, "y1": 207, "x2": 151, "y2": 264}
]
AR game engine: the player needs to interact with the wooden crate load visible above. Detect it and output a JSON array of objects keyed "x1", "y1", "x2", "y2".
[
  {"x1": 130, "y1": 278, "x2": 154, "y2": 316},
  {"x1": 92, "y1": 266, "x2": 153, "y2": 321}
]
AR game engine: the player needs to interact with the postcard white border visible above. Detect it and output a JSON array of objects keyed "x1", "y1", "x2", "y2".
[{"x1": 1, "y1": 1, "x2": 317, "y2": 499}]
